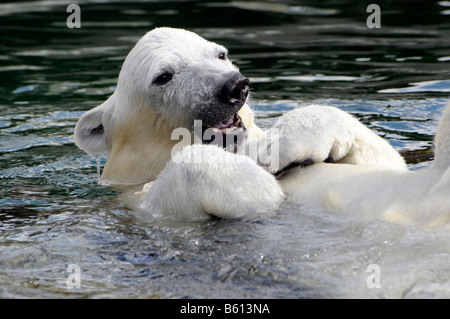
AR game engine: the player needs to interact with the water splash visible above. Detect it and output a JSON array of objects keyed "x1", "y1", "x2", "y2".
[
  {"x1": 89, "y1": 152, "x2": 106, "y2": 184},
  {"x1": 96, "y1": 155, "x2": 102, "y2": 183}
]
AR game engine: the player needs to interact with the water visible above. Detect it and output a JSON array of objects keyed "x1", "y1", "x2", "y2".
[{"x1": 1, "y1": 0, "x2": 449, "y2": 298}]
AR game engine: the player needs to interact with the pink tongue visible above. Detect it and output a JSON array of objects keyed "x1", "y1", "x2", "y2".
[{"x1": 214, "y1": 115, "x2": 234, "y2": 129}]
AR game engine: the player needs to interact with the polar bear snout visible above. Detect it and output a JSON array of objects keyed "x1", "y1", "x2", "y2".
[
  {"x1": 196, "y1": 71, "x2": 250, "y2": 149},
  {"x1": 217, "y1": 71, "x2": 250, "y2": 107},
  {"x1": 196, "y1": 71, "x2": 250, "y2": 130}
]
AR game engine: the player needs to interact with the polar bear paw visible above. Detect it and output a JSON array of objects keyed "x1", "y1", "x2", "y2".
[
  {"x1": 140, "y1": 144, "x2": 285, "y2": 221},
  {"x1": 246, "y1": 104, "x2": 407, "y2": 174}
]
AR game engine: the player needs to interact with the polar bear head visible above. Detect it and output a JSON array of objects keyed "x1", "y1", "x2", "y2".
[{"x1": 74, "y1": 27, "x2": 262, "y2": 185}]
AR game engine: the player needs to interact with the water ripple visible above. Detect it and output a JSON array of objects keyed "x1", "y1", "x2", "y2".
[{"x1": 0, "y1": 0, "x2": 449, "y2": 299}]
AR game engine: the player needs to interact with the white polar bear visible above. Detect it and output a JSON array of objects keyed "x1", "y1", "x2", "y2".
[{"x1": 74, "y1": 27, "x2": 450, "y2": 226}]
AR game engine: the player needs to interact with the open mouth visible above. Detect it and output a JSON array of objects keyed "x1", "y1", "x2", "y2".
[
  {"x1": 209, "y1": 113, "x2": 244, "y2": 134},
  {"x1": 201, "y1": 112, "x2": 246, "y2": 149}
]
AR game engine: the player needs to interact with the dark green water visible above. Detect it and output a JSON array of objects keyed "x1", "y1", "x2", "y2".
[{"x1": 0, "y1": 0, "x2": 449, "y2": 298}]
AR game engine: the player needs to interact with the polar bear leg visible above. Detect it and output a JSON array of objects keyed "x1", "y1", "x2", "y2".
[
  {"x1": 254, "y1": 105, "x2": 407, "y2": 173},
  {"x1": 139, "y1": 144, "x2": 285, "y2": 221}
]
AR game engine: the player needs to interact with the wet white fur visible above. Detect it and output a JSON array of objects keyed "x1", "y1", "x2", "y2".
[{"x1": 75, "y1": 28, "x2": 450, "y2": 226}]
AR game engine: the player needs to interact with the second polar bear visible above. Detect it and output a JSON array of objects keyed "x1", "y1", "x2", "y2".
[{"x1": 74, "y1": 27, "x2": 450, "y2": 225}]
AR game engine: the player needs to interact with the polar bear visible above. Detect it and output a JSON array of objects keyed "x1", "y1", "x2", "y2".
[{"x1": 74, "y1": 27, "x2": 450, "y2": 225}]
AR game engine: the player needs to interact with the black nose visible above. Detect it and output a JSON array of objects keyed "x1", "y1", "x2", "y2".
[{"x1": 217, "y1": 72, "x2": 250, "y2": 106}]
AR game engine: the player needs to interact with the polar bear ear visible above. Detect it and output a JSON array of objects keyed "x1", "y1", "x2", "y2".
[{"x1": 74, "y1": 101, "x2": 112, "y2": 155}]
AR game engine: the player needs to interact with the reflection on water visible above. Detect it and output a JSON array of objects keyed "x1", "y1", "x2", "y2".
[{"x1": 0, "y1": 0, "x2": 449, "y2": 298}]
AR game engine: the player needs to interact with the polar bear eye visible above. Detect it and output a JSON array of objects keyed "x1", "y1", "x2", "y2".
[
  {"x1": 153, "y1": 72, "x2": 173, "y2": 86},
  {"x1": 218, "y1": 52, "x2": 227, "y2": 60}
]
